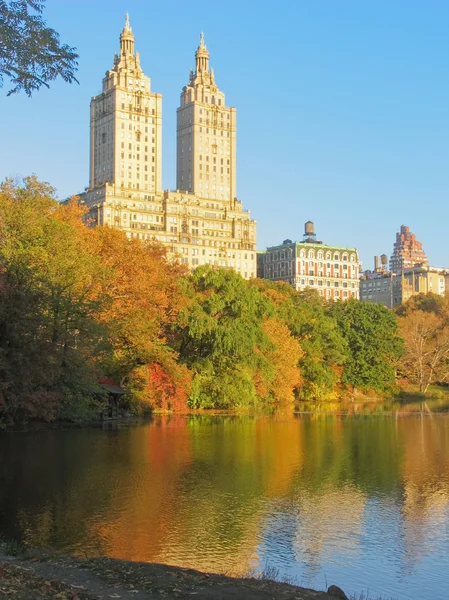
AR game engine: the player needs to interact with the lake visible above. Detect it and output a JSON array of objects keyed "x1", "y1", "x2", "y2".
[{"x1": 0, "y1": 411, "x2": 448, "y2": 600}]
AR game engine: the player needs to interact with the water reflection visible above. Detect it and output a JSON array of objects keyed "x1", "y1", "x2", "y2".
[{"x1": 0, "y1": 413, "x2": 448, "y2": 600}]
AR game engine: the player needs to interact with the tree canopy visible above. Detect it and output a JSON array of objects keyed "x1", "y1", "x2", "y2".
[
  {"x1": 328, "y1": 299, "x2": 403, "y2": 393},
  {"x1": 8, "y1": 176, "x2": 448, "y2": 424},
  {"x1": 0, "y1": 0, "x2": 78, "y2": 96},
  {"x1": 396, "y1": 293, "x2": 449, "y2": 392}
]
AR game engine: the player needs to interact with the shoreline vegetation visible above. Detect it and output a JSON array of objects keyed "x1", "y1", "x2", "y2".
[
  {"x1": 0, "y1": 547, "x2": 396, "y2": 600},
  {"x1": 1, "y1": 177, "x2": 449, "y2": 428},
  {"x1": 4, "y1": 389, "x2": 449, "y2": 432}
]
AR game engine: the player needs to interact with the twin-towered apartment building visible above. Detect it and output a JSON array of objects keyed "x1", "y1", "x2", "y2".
[
  {"x1": 80, "y1": 15, "x2": 256, "y2": 279},
  {"x1": 79, "y1": 15, "x2": 360, "y2": 293},
  {"x1": 81, "y1": 16, "x2": 440, "y2": 308}
]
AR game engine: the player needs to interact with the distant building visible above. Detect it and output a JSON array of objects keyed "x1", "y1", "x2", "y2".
[
  {"x1": 360, "y1": 259, "x2": 447, "y2": 308},
  {"x1": 78, "y1": 16, "x2": 256, "y2": 279},
  {"x1": 360, "y1": 225, "x2": 442, "y2": 308},
  {"x1": 359, "y1": 259, "x2": 393, "y2": 308},
  {"x1": 258, "y1": 222, "x2": 360, "y2": 300},
  {"x1": 390, "y1": 225, "x2": 428, "y2": 275}
]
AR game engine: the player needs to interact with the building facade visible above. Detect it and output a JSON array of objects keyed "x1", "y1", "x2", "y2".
[
  {"x1": 259, "y1": 222, "x2": 360, "y2": 300},
  {"x1": 360, "y1": 260, "x2": 447, "y2": 308},
  {"x1": 79, "y1": 17, "x2": 257, "y2": 279},
  {"x1": 390, "y1": 225, "x2": 428, "y2": 275}
]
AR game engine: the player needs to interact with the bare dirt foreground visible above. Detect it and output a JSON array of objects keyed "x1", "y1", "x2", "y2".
[{"x1": 0, "y1": 554, "x2": 349, "y2": 600}]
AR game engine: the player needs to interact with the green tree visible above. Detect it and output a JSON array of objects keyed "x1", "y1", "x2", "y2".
[
  {"x1": 175, "y1": 266, "x2": 278, "y2": 409},
  {"x1": 328, "y1": 299, "x2": 403, "y2": 393},
  {"x1": 0, "y1": 0, "x2": 78, "y2": 96}
]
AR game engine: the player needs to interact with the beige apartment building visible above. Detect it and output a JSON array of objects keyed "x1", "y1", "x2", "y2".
[
  {"x1": 258, "y1": 222, "x2": 360, "y2": 301},
  {"x1": 360, "y1": 261, "x2": 447, "y2": 308},
  {"x1": 79, "y1": 16, "x2": 257, "y2": 278}
]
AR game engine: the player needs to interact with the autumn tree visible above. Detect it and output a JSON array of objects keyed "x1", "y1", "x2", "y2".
[
  {"x1": 93, "y1": 226, "x2": 191, "y2": 412},
  {"x1": 0, "y1": 0, "x2": 78, "y2": 96},
  {"x1": 397, "y1": 293, "x2": 449, "y2": 392},
  {"x1": 256, "y1": 317, "x2": 303, "y2": 404},
  {"x1": 0, "y1": 177, "x2": 193, "y2": 421},
  {"x1": 0, "y1": 178, "x2": 106, "y2": 421}
]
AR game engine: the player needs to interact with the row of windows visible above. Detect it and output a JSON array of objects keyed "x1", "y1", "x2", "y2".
[
  {"x1": 298, "y1": 279, "x2": 357, "y2": 289},
  {"x1": 267, "y1": 250, "x2": 357, "y2": 262},
  {"x1": 183, "y1": 92, "x2": 225, "y2": 106}
]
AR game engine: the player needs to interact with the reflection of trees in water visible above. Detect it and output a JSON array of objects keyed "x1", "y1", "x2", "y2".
[{"x1": 0, "y1": 415, "x2": 448, "y2": 579}]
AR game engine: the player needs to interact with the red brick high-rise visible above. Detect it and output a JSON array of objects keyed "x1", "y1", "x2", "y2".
[{"x1": 389, "y1": 225, "x2": 428, "y2": 275}]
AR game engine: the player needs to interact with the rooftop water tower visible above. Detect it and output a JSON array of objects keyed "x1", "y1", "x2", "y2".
[{"x1": 303, "y1": 221, "x2": 317, "y2": 243}]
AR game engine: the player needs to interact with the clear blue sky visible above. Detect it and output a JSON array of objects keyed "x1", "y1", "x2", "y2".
[{"x1": 1, "y1": 0, "x2": 448, "y2": 268}]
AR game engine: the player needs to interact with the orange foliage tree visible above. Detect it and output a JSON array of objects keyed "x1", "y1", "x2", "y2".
[
  {"x1": 257, "y1": 318, "x2": 303, "y2": 404},
  {"x1": 92, "y1": 226, "x2": 192, "y2": 411}
]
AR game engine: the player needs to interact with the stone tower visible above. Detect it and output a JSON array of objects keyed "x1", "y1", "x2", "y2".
[
  {"x1": 389, "y1": 225, "x2": 428, "y2": 274},
  {"x1": 176, "y1": 34, "x2": 237, "y2": 203},
  {"x1": 89, "y1": 14, "x2": 162, "y2": 193}
]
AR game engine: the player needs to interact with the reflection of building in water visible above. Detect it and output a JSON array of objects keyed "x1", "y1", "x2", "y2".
[
  {"x1": 292, "y1": 486, "x2": 366, "y2": 575},
  {"x1": 399, "y1": 416, "x2": 449, "y2": 567}
]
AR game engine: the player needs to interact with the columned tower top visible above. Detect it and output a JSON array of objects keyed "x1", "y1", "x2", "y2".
[
  {"x1": 195, "y1": 32, "x2": 210, "y2": 73},
  {"x1": 120, "y1": 13, "x2": 135, "y2": 57}
]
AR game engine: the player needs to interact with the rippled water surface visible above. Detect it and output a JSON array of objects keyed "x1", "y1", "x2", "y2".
[{"x1": 1, "y1": 413, "x2": 449, "y2": 600}]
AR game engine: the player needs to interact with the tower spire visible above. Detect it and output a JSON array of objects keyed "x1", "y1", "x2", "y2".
[{"x1": 124, "y1": 12, "x2": 131, "y2": 32}]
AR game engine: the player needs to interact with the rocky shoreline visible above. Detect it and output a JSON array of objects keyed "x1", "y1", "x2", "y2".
[{"x1": 0, "y1": 553, "x2": 350, "y2": 599}]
